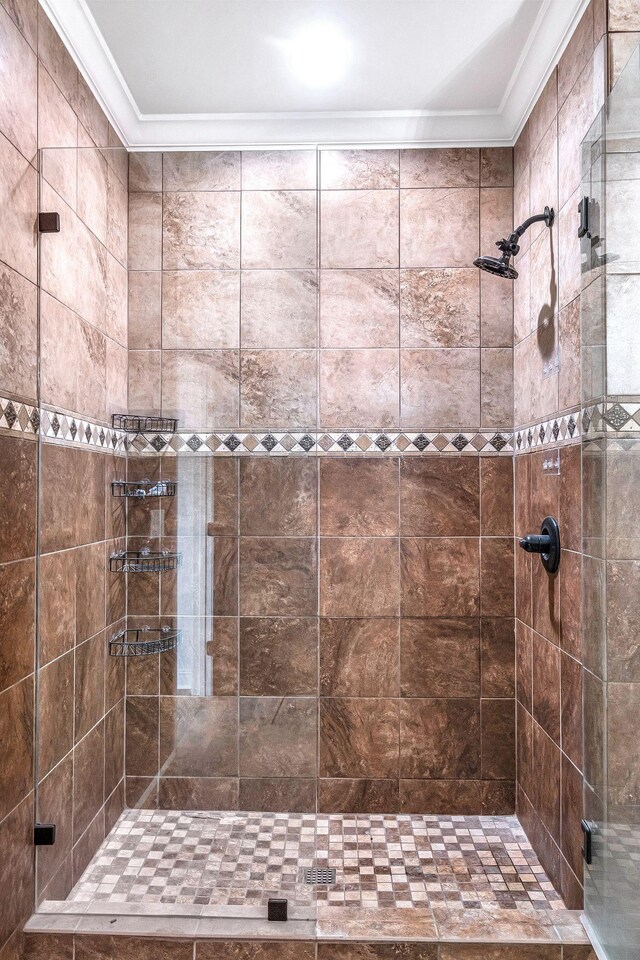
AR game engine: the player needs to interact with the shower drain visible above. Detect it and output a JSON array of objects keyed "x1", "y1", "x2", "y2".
[{"x1": 304, "y1": 866, "x2": 336, "y2": 885}]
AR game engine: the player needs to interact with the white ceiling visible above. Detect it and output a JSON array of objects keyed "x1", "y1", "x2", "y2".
[{"x1": 41, "y1": 0, "x2": 589, "y2": 148}]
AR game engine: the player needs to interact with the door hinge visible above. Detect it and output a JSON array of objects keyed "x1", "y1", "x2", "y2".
[
  {"x1": 38, "y1": 212, "x2": 60, "y2": 233},
  {"x1": 34, "y1": 823, "x2": 56, "y2": 846},
  {"x1": 581, "y1": 819, "x2": 593, "y2": 864},
  {"x1": 267, "y1": 898, "x2": 287, "y2": 921}
]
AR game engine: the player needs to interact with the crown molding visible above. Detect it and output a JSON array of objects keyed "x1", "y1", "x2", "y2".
[{"x1": 39, "y1": 0, "x2": 589, "y2": 150}]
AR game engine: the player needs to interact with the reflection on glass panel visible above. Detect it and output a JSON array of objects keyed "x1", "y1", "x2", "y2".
[{"x1": 582, "y1": 44, "x2": 640, "y2": 960}]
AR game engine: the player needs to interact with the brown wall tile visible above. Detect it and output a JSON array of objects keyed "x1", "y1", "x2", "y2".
[
  {"x1": 320, "y1": 538, "x2": 399, "y2": 617},
  {"x1": 0, "y1": 676, "x2": 33, "y2": 821},
  {"x1": 0, "y1": 558, "x2": 35, "y2": 689},
  {"x1": 401, "y1": 537, "x2": 480, "y2": 617},
  {"x1": 0, "y1": 436, "x2": 36, "y2": 563},
  {"x1": 320, "y1": 698, "x2": 399, "y2": 779},
  {"x1": 400, "y1": 457, "x2": 479, "y2": 536},
  {"x1": 240, "y1": 459, "x2": 317, "y2": 536},
  {"x1": 400, "y1": 618, "x2": 480, "y2": 697},
  {"x1": 400, "y1": 699, "x2": 480, "y2": 779},
  {"x1": 239, "y1": 697, "x2": 316, "y2": 778},
  {"x1": 240, "y1": 537, "x2": 317, "y2": 616},
  {"x1": 160, "y1": 697, "x2": 238, "y2": 778},
  {"x1": 320, "y1": 458, "x2": 399, "y2": 537},
  {"x1": 239, "y1": 617, "x2": 317, "y2": 696},
  {"x1": 320, "y1": 618, "x2": 399, "y2": 698}
]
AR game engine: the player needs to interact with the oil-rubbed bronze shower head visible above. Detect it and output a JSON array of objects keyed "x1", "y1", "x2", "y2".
[
  {"x1": 474, "y1": 205, "x2": 554, "y2": 280},
  {"x1": 473, "y1": 255, "x2": 519, "y2": 279}
]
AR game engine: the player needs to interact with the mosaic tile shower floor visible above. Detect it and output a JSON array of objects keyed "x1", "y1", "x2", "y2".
[{"x1": 67, "y1": 810, "x2": 566, "y2": 912}]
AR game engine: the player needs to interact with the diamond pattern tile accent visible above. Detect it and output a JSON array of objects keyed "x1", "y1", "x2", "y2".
[
  {"x1": 4, "y1": 402, "x2": 17, "y2": 428},
  {"x1": 604, "y1": 402, "x2": 631, "y2": 430},
  {"x1": 0, "y1": 396, "x2": 622, "y2": 459}
]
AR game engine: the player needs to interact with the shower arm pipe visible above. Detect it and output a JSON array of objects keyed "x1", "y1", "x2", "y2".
[{"x1": 498, "y1": 206, "x2": 554, "y2": 253}]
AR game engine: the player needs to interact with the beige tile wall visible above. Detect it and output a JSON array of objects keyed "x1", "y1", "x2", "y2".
[{"x1": 128, "y1": 147, "x2": 514, "y2": 433}]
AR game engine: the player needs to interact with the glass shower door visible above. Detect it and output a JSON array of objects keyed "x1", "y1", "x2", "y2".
[{"x1": 581, "y1": 44, "x2": 640, "y2": 960}]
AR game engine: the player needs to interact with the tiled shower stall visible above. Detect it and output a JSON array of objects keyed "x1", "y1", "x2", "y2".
[{"x1": 1, "y1": 0, "x2": 640, "y2": 957}]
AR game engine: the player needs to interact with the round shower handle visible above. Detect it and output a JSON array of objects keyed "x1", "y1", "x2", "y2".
[{"x1": 518, "y1": 516, "x2": 561, "y2": 574}]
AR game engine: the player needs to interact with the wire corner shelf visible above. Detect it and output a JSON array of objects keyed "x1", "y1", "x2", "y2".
[
  {"x1": 109, "y1": 626, "x2": 181, "y2": 657},
  {"x1": 112, "y1": 414, "x2": 178, "y2": 434},
  {"x1": 111, "y1": 479, "x2": 178, "y2": 499},
  {"x1": 109, "y1": 549, "x2": 182, "y2": 573}
]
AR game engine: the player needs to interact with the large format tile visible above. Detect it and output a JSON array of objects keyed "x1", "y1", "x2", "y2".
[
  {"x1": 242, "y1": 149, "x2": 316, "y2": 190},
  {"x1": 400, "y1": 268, "x2": 479, "y2": 347},
  {"x1": 162, "y1": 270, "x2": 240, "y2": 349},
  {"x1": 0, "y1": 4, "x2": 36, "y2": 160},
  {"x1": 400, "y1": 188, "x2": 478, "y2": 268},
  {"x1": 239, "y1": 618, "x2": 317, "y2": 696},
  {"x1": 319, "y1": 458, "x2": 399, "y2": 537},
  {"x1": 0, "y1": 795, "x2": 35, "y2": 950},
  {"x1": 242, "y1": 191, "x2": 316, "y2": 268},
  {"x1": 129, "y1": 152, "x2": 162, "y2": 192},
  {"x1": 239, "y1": 697, "x2": 317, "y2": 778},
  {"x1": 128, "y1": 272, "x2": 161, "y2": 349},
  {"x1": 400, "y1": 148, "x2": 479, "y2": 188},
  {"x1": 163, "y1": 151, "x2": 241, "y2": 191},
  {"x1": 0, "y1": 436, "x2": 36, "y2": 564},
  {"x1": 128, "y1": 192, "x2": 162, "y2": 270},
  {"x1": 164, "y1": 192, "x2": 240, "y2": 268},
  {"x1": 320, "y1": 618, "x2": 399, "y2": 697},
  {"x1": 400, "y1": 457, "x2": 479, "y2": 536},
  {"x1": 321, "y1": 190, "x2": 398, "y2": 268},
  {"x1": 38, "y1": 65, "x2": 77, "y2": 208},
  {"x1": 239, "y1": 538, "x2": 317, "y2": 616},
  {"x1": 0, "y1": 675, "x2": 33, "y2": 821},
  {"x1": 0, "y1": 129, "x2": 37, "y2": 282},
  {"x1": 321, "y1": 149, "x2": 399, "y2": 189},
  {"x1": 321, "y1": 269, "x2": 399, "y2": 348},
  {"x1": 400, "y1": 537, "x2": 480, "y2": 617},
  {"x1": 73, "y1": 721, "x2": 105, "y2": 841},
  {"x1": 239, "y1": 458, "x2": 317, "y2": 536},
  {"x1": 320, "y1": 349, "x2": 399, "y2": 428},
  {"x1": 0, "y1": 260, "x2": 37, "y2": 402},
  {"x1": 400, "y1": 698, "x2": 481, "y2": 779},
  {"x1": 400, "y1": 348, "x2": 480, "y2": 428},
  {"x1": 241, "y1": 270, "x2": 317, "y2": 348},
  {"x1": 160, "y1": 697, "x2": 238, "y2": 777},
  {"x1": 240, "y1": 349, "x2": 316, "y2": 428},
  {"x1": 320, "y1": 538, "x2": 399, "y2": 617},
  {"x1": 400, "y1": 618, "x2": 480, "y2": 697},
  {"x1": 0, "y1": 558, "x2": 35, "y2": 689},
  {"x1": 161, "y1": 350, "x2": 239, "y2": 428},
  {"x1": 320, "y1": 698, "x2": 400, "y2": 779}
]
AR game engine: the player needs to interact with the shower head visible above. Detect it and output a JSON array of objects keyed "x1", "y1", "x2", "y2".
[
  {"x1": 474, "y1": 205, "x2": 554, "y2": 280},
  {"x1": 473, "y1": 255, "x2": 519, "y2": 280}
]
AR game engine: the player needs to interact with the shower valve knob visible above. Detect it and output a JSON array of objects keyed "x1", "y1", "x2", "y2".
[
  {"x1": 519, "y1": 534, "x2": 552, "y2": 553},
  {"x1": 518, "y1": 516, "x2": 561, "y2": 574}
]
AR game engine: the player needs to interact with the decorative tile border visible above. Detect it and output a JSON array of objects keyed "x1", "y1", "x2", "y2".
[
  {"x1": 6, "y1": 394, "x2": 640, "y2": 457},
  {"x1": 0, "y1": 398, "x2": 125, "y2": 451},
  {"x1": 0, "y1": 396, "x2": 40, "y2": 436},
  {"x1": 129, "y1": 428, "x2": 514, "y2": 456},
  {"x1": 514, "y1": 408, "x2": 582, "y2": 452},
  {"x1": 41, "y1": 408, "x2": 125, "y2": 451},
  {"x1": 515, "y1": 399, "x2": 640, "y2": 453}
]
